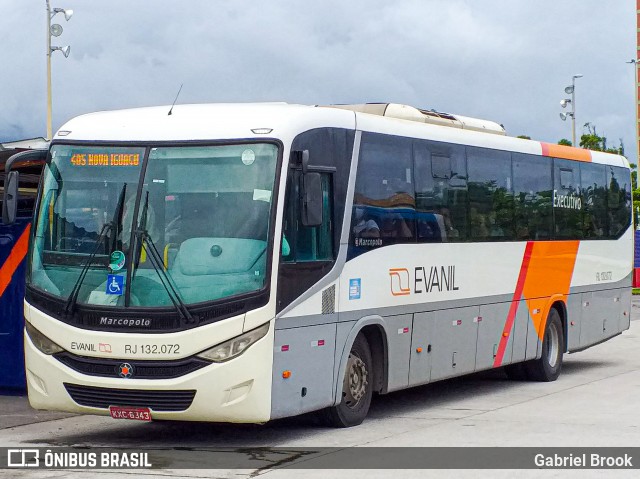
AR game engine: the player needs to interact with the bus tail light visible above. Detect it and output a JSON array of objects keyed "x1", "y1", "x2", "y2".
[
  {"x1": 25, "y1": 321, "x2": 64, "y2": 355},
  {"x1": 196, "y1": 322, "x2": 270, "y2": 363}
]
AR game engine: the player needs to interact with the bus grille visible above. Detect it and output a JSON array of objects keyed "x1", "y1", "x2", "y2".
[
  {"x1": 54, "y1": 352, "x2": 209, "y2": 379},
  {"x1": 63, "y1": 383, "x2": 196, "y2": 411}
]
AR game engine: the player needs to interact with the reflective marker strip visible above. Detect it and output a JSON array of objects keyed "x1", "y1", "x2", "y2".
[{"x1": 0, "y1": 224, "x2": 31, "y2": 298}]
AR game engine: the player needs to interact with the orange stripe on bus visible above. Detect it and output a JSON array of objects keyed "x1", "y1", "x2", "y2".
[
  {"x1": 0, "y1": 224, "x2": 31, "y2": 298},
  {"x1": 540, "y1": 142, "x2": 592, "y2": 162},
  {"x1": 521, "y1": 240, "x2": 579, "y2": 339},
  {"x1": 493, "y1": 240, "x2": 580, "y2": 367}
]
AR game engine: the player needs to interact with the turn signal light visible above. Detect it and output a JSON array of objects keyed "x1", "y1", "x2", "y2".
[{"x1": 282, "y1": 370, "x2": 291, "y2": 379}]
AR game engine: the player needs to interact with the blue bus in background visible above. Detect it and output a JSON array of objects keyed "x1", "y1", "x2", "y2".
[{"x1": 0, "y1": 139, "x2": 46, "y2": 389}]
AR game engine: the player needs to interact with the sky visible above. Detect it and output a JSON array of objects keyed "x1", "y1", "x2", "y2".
[{"x1": 1, "y1": 1, "x2": 637, "y2": 161}]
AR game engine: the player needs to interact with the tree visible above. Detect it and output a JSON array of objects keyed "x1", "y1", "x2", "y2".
[
  {"x1": 516, "y1": 135, "x2": 531, "y2": 140},
  {"x1": 558, "y1": 139, "x2": 572, "y2": 146},
  {"x1": 579, "y1": 123, "x2": 624, "y2": 155}
]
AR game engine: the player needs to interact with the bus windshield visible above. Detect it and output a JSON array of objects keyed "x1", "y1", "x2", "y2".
[{"x1": 29, "y1": 143, "x2": 279, "y2": 308}]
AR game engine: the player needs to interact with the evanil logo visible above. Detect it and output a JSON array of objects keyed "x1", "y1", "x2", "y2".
[
  {"x1": 389, "y1": 268, "x2": 411, "y2": 296},
  {"x1": 389, "y1": 266, "x2": 459, "y2": 296}
]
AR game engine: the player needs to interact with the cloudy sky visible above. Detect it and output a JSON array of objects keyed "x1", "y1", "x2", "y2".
[{"x1": 2, "y1": 1, "x2": 637, "y2": 160}]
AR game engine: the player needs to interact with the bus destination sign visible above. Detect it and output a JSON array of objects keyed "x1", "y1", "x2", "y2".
[{"x1": 70, "y1": 153, "x2": 140, "y2": 167}]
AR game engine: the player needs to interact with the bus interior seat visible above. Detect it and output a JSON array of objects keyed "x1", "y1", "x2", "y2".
[{"x1": 169, "y1": 236, "x2": 267, "y2": 303}]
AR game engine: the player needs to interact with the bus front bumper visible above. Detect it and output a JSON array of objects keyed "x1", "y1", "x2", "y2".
[{"x1": 24, "y1": 328, "x2": 275, "y2": 424}]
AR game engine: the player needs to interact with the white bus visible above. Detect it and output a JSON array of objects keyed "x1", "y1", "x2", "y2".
[{"x1": 11, "y1": 102, "x2": 632, "y2": 427}]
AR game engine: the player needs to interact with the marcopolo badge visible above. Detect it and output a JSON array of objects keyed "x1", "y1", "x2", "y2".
[{"x1": 109, "y1": 250, "x2": 126, "y2": 271}]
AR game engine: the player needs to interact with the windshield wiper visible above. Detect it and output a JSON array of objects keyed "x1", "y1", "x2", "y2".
[
  {"x1": 132, "y1": 192, "x2": 195, "y2": 324},
  {"x1": 110, "y1": 183, "x2": 127, "y2": 252},
  {"x1": 64, "y1": 183, "x2": 127, "y2": 316},
  {"x1": 64, "y1": 222, "x2": 112, "y2": 316}
]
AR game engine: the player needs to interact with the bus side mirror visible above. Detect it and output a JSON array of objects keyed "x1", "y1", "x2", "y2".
[
  {"x1": 301, "y1": 172, "x2": 323, "y2": 227},
  {"x1": 2, "y1": 170, "x2": 19, "y2": 225}
]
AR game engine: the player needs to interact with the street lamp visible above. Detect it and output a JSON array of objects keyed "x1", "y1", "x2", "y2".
[
  {"x1": 559, "y1": 74, "x2": 583, "y2": 146},
  {"x1": 46, "y1": 0, "x2": 73, "y2": 140}
]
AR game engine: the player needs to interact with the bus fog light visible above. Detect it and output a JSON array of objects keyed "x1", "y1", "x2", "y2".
[
  {"x1": 197, "y1": 323, "x2": 270, "y2": 363},
  {"x1": 25, "y1": 321, "x2": 64, "y2": 355}
]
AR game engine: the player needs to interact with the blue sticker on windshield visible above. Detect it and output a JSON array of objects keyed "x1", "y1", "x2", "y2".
[{"x1": 106, "y1": 274, "x2": 124, "y2": 296}]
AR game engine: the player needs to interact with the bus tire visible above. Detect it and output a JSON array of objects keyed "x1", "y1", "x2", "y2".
[
  {"x1": 524, "y1": 308, "x2": 564, "y2": 382},
  {"x1": 323, "y1": 334, "x2": 373, "y2": 428}
]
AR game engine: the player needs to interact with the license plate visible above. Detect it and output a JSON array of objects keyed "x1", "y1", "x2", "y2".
[{"x1": 109, "y1": 406, "x2": 152, "y2": 421}]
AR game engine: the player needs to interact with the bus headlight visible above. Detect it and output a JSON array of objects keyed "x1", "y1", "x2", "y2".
[
  {"x1": 196, "y1": 322, "x2": 270, "y2": 363},
  {"x1": 25, "y1": 321, "x2": 64, "y2": 355}
]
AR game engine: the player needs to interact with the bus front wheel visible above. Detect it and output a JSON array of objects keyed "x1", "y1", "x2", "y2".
[
  {"x1": 324, "y1": 334, "x2": 373, "y2": 427},
  {"x1": 524, "y1": 308, "x2": 564, "y2": 382}
]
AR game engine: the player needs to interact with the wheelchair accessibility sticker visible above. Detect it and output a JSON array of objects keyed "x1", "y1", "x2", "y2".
[{"x1": 106, "y1": 275, "x2": 124, "y2": 296}]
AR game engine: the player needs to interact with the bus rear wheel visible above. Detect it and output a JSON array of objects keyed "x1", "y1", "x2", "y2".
[
  {"x1": 323, "y1": 334, "x2": 373, "y2": 428},
  {"x1": 524, "y1": 308, "x2": 564, "y2": 382}
]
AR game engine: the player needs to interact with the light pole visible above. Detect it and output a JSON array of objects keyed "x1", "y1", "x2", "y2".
[
  {"x1": 46, "y1": 0, "x2": 73, "y2": 140},
  {"x1": 559, "y1": 74, "x2": 583, "y2": 146}
]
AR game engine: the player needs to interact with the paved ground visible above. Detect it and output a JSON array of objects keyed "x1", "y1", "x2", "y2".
[
  {"x1": 0, "y1": 390, "x2": 73, "y2": 430},
  {"x1": 1, "y1": 300, "x2": 639, "y2": 478}
]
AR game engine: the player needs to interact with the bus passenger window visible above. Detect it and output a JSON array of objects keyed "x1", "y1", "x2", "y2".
[
  {"x1": 513, "y1": 153, "x2": 552, "y2": 240},
  {"x1": 553, "y1": 160, "x2": 582, "y2": 240},
  {"x1": 607, "y1": 166, "x2": 631, "y2": 239},
  {"x1": 467, "y1": 146, "x2": 513, "y2": 241},
  {"x1": 414, "y1": 140, "x2": 467, "y2": 242},
  {"x1": 581, "y1": 162, "x2": 607, "y2": 239},
  {"x1": 349, "y1": 132, "x2": 415, "y2": 256}
]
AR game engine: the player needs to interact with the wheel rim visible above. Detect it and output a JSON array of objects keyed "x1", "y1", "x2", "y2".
[
  {"x1": 342, "y1": 352, "x2": 368, "y2": 409},
  {"x1": 546, "y1": 321, "x2": 560, "y2": 368}
]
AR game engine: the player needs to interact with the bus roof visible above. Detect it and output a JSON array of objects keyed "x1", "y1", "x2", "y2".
[
  {"x1": 54, "y1": 103, "x2": 629, "y2": 169},
  {"x1": 54, "y1": 103, "x2": 355, "y2": 145}
]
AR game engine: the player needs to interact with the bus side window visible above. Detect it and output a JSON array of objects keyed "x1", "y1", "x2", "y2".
[
  {"x1": 467, "y1": 146, "x2": 513, "y2": 241},
  {"x1": 282, "y1": 171, "x2": 333, "y2": 262},
  {"x1": 350, "y1": 133, "x2": 415, "y2": 254},
  {"x1": 607, "y1": 165, "x2": 631, "y2": 239},
  {"x1": 553, "y1": 160, "x2": 583, "y2": 240},
  {"x1": 414, "y1": 140, "x2": 467, "y2": 242},
  {"x1": 513, "y1": 153, "x2": 552, "y2": 240},
  {"x1": 581, "y1": 162, "x2": 607, "y2": 239}
]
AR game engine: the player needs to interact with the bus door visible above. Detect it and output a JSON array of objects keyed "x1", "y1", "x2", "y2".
[{"x1": 0, "y1": 150, "x2": 45, "y2": 389}]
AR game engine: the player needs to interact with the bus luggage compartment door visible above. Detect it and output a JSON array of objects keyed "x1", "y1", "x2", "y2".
[
  {"x1": 429, "y1": 306, "x2": 479, "y2": 382},
  {"x1": 271, "y1": 323, "x2": 337, "y2": 419},
  {"x1": 579, "y1": 290, "x2": 622, "y2": 349}
]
